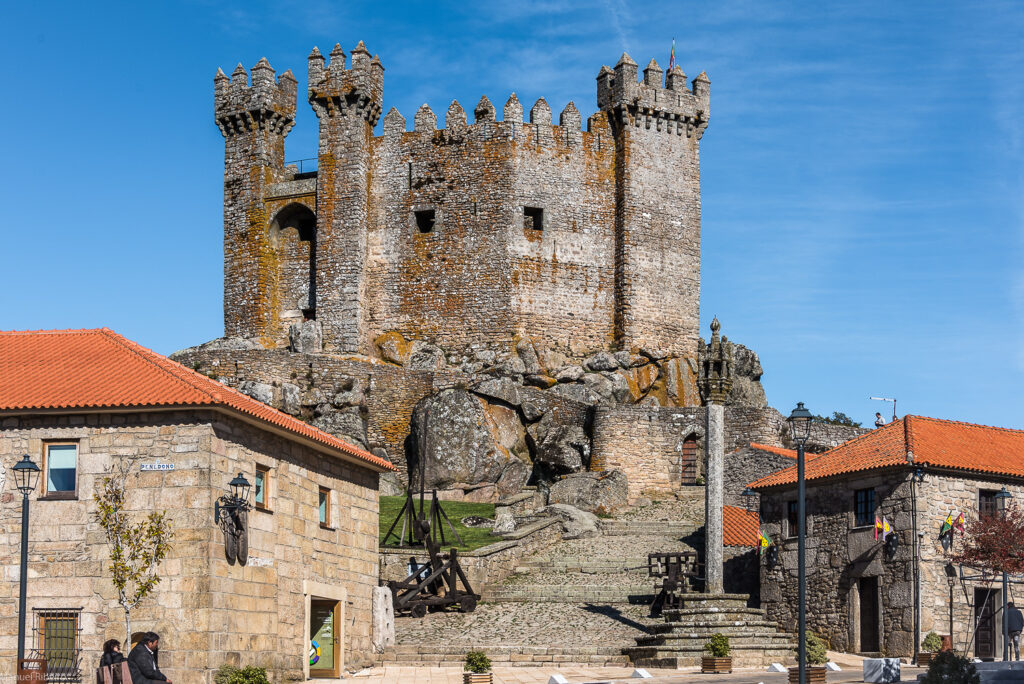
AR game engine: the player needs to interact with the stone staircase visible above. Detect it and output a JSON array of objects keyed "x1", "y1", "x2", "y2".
[
  {"x1": 378, "y1": 492, "x2": 792, "y2": 669},
  {"x1": 625, "y1": 594, "x2": 796, "y2": 668}
]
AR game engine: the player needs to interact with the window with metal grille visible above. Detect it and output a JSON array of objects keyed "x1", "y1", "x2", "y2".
[
  {"x1": 32, "y1": 608, "x2": 82, "y2": 682},
  {"x1": 979, "y1": 489, "x2": 998, "y2": 519},
  {"x1": 854, "y1": 488, "x2": 876, "y2": 527}
]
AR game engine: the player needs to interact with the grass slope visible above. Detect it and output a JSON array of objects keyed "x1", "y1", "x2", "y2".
[{"x1": 379, "y1": 495, "x2": 502, "y2": 551}]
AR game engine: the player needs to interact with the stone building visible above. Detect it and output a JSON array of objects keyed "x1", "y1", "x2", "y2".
[
  {"x1": 750, "y1": 416, "x2": 1024, "y2": 659},
  {"x1": 0, "y1": 328, "x2": 395, "y2": 683}
]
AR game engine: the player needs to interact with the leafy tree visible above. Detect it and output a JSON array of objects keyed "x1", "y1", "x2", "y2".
[
  {"x1": 812, "y1": 412, "x2": 862, "y2": 428},
  {"x1": 93, "y1": 458, "x2": 174, "y2": 644},
  {"x1": 952, "y1": 504, "x2": 1024, "y2": 575}
]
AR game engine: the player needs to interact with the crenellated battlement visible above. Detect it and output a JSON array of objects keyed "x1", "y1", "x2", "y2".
[
  {"x1": 378, "y1": 95, "x2": 585, "y2": 139},
  {"x1": 307, "y1": 41, "x2": 384, "y2": 125},
  {"x1": 214, "y1": 58, "x2": 297, "y2": 138},
  {"x1": 596, "y1": 53, "x2": 710, "y2": 138}
]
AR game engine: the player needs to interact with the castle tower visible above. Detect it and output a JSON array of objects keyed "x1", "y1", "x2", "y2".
[
  {"x1": 598, "y1": 54, "x2": 710, "y2": 357},
  {"x1": 214, "y1": 59, "x2": 298, "y2": 346},
  {"x1": 308, "y1": 42, "x2": 384, "y2": 353}
]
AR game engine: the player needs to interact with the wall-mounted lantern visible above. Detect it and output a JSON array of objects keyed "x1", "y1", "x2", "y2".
[{"x1": 215, "y1": 472, "x2": 252, "y2": 565}]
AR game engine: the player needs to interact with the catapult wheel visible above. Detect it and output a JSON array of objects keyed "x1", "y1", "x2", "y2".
[
  {"x1": 459, "y1": 596, "x2": 477, "y2": 613},
  {"x1": 410, "y1": 604, "x2": 427, "y2": 618}
]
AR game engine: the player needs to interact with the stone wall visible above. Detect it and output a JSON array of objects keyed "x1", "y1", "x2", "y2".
[
  {"x1": 758, "y1": 469, "x2": 1024, "y2": 658},
  {"x1": 724, "y1": 444, "x2": 796, "y2": 509},
  {"x1": 0, "y1": 409, "x2": 381, "y2": 683}
]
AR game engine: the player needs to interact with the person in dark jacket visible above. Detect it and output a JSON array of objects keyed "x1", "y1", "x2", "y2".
[
  {"x1": 100, "y1": 640, "x2": 125, "y2": 668},
  {"x1": 1009, "y1": 602, "x2": 1023, "y2": 661},
  {"x1": 127, "y1": 633, "x2": 172, "y2": 684}
]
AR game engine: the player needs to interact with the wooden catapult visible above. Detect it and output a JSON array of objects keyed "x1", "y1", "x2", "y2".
[{"x1": 380, "y1": 459, "x2": 480, "y2": 618}]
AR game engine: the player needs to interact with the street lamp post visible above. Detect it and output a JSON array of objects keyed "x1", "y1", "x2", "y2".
[
  {"x1": 13, "y1": 454, "x2": 41, "y2": 666},
  {"x1": 994, "y1": 486, "x2": 1012, "y2": 661},
  {"x1": 944, "y1": 562, "x2": 957, "y2": 651},
  {"x1": 788, "y1": 403, "x2": 813, "y2": 684}
]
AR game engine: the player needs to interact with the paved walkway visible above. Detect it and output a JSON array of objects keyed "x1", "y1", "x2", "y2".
[{"x1": 350, "y1": 664, "x2": 927, "y2": 683}]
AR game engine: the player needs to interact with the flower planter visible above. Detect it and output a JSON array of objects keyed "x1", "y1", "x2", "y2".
[
  {"x1": 918, "y1": 652, "x2": 935, "y2": 667},
  {"x1": 702, "y1": 656, "x2": 733, "y2": 674},
  {"x1": 789, "y1": 666, "x2": 827, "y2": 684},
  {"x1": 463, "y1": 674, "x2": 492, "y2": 684}
]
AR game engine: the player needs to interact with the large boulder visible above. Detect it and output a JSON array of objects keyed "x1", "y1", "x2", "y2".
[
  {"x1": 538, "y1": 503, "x2": 599, "y2": 539},
  {"x1": 729, "y1": 343, "x2": 768, "y2": 408},
  {"x1": 547, "y1": 470, "x2": 628, "y2": 515},
  {"x1": 408, "y1": 390, "x2": 528, "y2": 495},
  {"x1": 312, "y1": 405, "x2": 368, "y2": 448},
  {"x1": 288, "y1": 319, "x2": 323, "y2": 353}
]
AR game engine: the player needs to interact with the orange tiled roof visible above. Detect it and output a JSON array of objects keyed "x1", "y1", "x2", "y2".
[
  {"x1": 0, "y1": 328, "x2": 395, "y2": 472},
  {"x1": 748, "y1": 442, "x2": 797, "y2": 458},
  {"x1": 748, "y1": 416, "x2": 1024, "y2": 489},
  {"x1": 723, "y1": 505, "x2": 759, "y2": 547}
]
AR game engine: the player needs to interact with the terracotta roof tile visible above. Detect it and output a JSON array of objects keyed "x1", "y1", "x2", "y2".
[
  {"x1": 748, "y1": 442, "x2": 797, "y2": 459},
  {"x1": 723, "y1": 505, "x2": 759, "y2": 547},
  {"x1": 747, "y1": 416, "x2": 1024, "y2": 489},
  {"x1": 0, "y1": 328, "x2": 395, "y2": 472}
]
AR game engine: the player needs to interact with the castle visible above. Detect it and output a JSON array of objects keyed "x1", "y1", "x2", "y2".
[
  {"x1": 180, "y1": 41, "x2": 858, "y2": 502},
  {"x1": 214, "y1": 42, "x2": 708, "y2": 364}
]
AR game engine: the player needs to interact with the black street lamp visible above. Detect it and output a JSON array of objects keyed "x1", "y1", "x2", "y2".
[
  {"x1": 788, "y1": 402, "x2": 813, "y2": 684},
  {"x1": 994, "y1": 486, "x2": 1012, "y2": 661},
  {"x1": 13, "y1": 454, "x2": 40, "y2": 665},
  {"x1": 944, "y1": 562, "x2": 957, "y2": 650}
]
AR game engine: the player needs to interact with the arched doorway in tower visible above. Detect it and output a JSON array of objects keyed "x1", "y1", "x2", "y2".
[{"x1": 269, "y1": 203, "x2": 317, "y2": 326}]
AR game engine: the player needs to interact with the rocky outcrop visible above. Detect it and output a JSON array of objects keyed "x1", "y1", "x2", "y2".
[
  {"x1": 728, "y1": 343, "x2": 767, "y2": 408},
  {"x1": 538, "y1": 503, "x2": 600, "y2": 539},
  {"x1": 407, "y1": 390, "x2": 530, "y2": 497},
  {"x1": 547, "y1": 470, "x2": 629, "y2": 514},
  {"x1": 288, "y1": 319, "x2": 323, "y2": 353}
]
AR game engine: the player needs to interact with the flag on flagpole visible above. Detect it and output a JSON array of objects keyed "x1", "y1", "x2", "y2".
[
  {"x1": 668, "y1": 38, "x2": 675, "y2": 71},
  {"x1": 954, "y1": 512, "x2": 965, "y2": 533},
  {"x1": 881, "y1": 516, "x2": 892, "y2": 541},
  {"x1": 875, "y1": 516, "x2": 883, "y2": 541}
]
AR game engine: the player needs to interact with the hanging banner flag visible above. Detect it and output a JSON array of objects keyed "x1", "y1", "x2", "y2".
[
  {"x1": 881, "y1": 516, "x2": 892, "y2": 541},
  {"x1": 668, "y1": 38, "x2": 676, "y2": 71},
  {"x1": 939, "y1": 512, "x2": 953, "y2": 539},
  {"x1": 758, "y1": 530, "x2": 772, "y2": 555},
  {"x1": 954, "y1": 512, "x2": 965, "y2": 533},
  {"x1": 875, "y1": 516, "x2": 884, "y2": 541}
]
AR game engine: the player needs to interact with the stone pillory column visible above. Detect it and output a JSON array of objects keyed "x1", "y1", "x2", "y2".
[
  {"x1": 215, "y1": 59, "x2": 297, "y2": 345},
  {"x1": 701, "y1": 317, "x2": 733, "y2": 594},
  {"x1": 308, "y1": 42, "x2": 384, "y2": 353}
]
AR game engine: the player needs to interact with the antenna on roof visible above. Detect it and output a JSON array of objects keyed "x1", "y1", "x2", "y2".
[{"x1": 869, "y1": 396, "x2": 897, "y2": 422}]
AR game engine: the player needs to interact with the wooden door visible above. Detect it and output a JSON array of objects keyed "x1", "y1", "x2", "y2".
[{"x1": 975, "y1": 588, "x2": 998, "y2": 660}]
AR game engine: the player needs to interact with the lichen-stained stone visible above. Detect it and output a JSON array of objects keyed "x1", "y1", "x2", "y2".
[{"x1": 375, "y1": 331, "x2": 411, "y2": 366}]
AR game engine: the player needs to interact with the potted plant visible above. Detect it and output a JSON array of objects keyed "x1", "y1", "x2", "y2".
[
  {"x1": 919, "y1": 631, "x2": 943, "y2": 667},
  {"x1": 464, "y1": 650, "x2": 492, "y2": 684},
  {"x1": 702, "y1": 633, "x2": 733, "y2": 673},
  {"x1": 789, "y1": 632, "x2": 829, "y2": 684}
]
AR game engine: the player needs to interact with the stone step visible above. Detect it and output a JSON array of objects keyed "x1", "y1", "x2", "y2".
[
  {"x1": 599, "y1": 521, "x2": 699, "y2": 537},
  {"x1": 627, "y1": 647, "x2": 797, "y2": 670},
  {"x1": 377, "y1": 644, "x2": 630, "y2": 667},
  {"x1": 661, "y1": 595, "x2": 752, "y2": 612},
  {"x1": 661, "y1": 605, "x2": 764, "y2": 619},
  {"x1": 648, "y1": 618, "x2": 780, "y2": 633},
  {"x1": 482, "y1": 585, "x2": 653, "y2": 604},
  {"x1": 514, "y1": 559, "x2": 652, "y2": 573},
  {"x1": 634, "y1": 632, "x2": 794, "y2": 648}
]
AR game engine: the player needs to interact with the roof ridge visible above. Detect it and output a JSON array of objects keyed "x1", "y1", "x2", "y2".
[
  {"x1": 97, "y1": 329, "x2": 220, "y2": 403},
  {"x1": 0, "y1": 327, "x2": 110, "y2": 336},
  {"x1": 910, "y1": 414, "x2": 1024, "y2": 435}
]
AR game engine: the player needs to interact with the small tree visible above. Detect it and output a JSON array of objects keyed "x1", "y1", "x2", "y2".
[
  {"x1": 952, "y1": 504, "x2": 1024, "y2": 575},
  {"x1": 94, "y1": 458, "x2": 174, "y2": 644}
]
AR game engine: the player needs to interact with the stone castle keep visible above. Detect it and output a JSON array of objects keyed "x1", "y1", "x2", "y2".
[
  {"x1": 215, "y1": 41, "x2": 708, "y2": 362},
  {"x1": 180, "y1": 41, "x2": 856, "y2": 502}
]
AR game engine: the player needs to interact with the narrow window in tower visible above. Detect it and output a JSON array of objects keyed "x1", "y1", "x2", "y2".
[
  {"x1": 414, "y1": 209, "x2": 435, "y2": 234},
  {"x1": 524, "y1": 207, "x2": 544, "y2": 232}
]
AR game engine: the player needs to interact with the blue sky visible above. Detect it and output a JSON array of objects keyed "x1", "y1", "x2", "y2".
[{"x1": 1, "y1": 1, "x2": 1021, "y2": 428}]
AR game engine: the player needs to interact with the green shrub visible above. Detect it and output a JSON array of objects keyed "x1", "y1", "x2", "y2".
[
  {"x1": 920, "y1": 650, "x2": 979, "y2": 684},
  {"x1": 922, "y1": 631, "x2": 943, "y2": 652},
  {"x1": 704, "y1": 633, "x2": 731, "y2": 657},
  {"x1": 796, "y1": 632, "x2": 828, "y2": 665},
  {"x1": 464, "y1": 650, "x2": 492, "y2": 674},
  {"x1": 214, "y1": 665, "x2": 237, "y2": 684}
]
